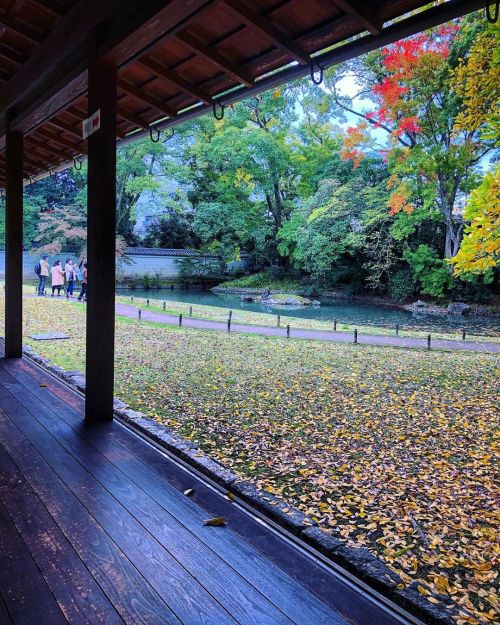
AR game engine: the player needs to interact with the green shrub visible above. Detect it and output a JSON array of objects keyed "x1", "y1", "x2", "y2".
[
  {"x1": 220, "y1": 271, "x2": 302, "y2": 291},
  {"x1": 389, "y1": 268, "x2": 416, "y2": 302},
  {"x1": 142, "y1": 273, "x2": 153, "y2": 290},
  {"x1": 404, "y1": 245, "x2": 452, "y2": 298}
]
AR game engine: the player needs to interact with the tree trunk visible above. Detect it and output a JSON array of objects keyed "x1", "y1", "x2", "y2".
[{"x1": 438, "y1": 173, "x2": 463, "y2": 260}]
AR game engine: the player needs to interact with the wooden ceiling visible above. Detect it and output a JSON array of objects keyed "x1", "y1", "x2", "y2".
[{"x1": 0, "y1": 0, "x2": 483, "y2": 187}]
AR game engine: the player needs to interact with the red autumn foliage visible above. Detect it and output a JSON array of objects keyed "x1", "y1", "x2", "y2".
[{"x1": 341, "y1": 27, "x2": 456, "y2": 215}]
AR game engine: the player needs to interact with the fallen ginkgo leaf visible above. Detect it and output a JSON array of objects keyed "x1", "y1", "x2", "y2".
[{"x1": 204, "y1": 516, "x2": 226, "y2": 526}]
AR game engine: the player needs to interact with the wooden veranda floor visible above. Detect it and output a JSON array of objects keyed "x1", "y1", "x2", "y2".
[{"x1": 0, "y1": 351, "x2": 418, "y2": 625}]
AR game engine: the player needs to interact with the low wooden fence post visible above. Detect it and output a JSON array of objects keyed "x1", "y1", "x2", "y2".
[
  {"x1": 277, "y1": 314, "x2": 280, "y2": 327},
  {"x1": 462, "y1": 329, "x2": 466, "y2": 341},
  {"x1": 395, "y1": 324, "x2": 399, "y2": 335},
  {"x1": 227, "y1": 319, "x2": 231, "y2": 333},
  {"x1": 162, "y1": 301, "x2": 166, "y2": 311},
  {"x1": 179, "y1": 314, "x2": 183, "y2": 326},
  {"x1": 147, "y1": 298, "x2": 149, "y2": 307},
  {"x1": 334, "y1": 319, "x2": 337, "y2": 331},
  {"x1": 189, "y1": 306, "x2": 193, "y2": 317},
  {"x1": 286, "y1": 324, "x2": 290, "y2": 338},
  {"x1": 138, "y1": 309, "x2": 141, "y2": 320},
  {"x1": 354, "y1": 329, "x2": 358, "y2": 344},
  {"x1": 427, "y1": 334, "x2": 431, "y2": 349},
  {"x1": 228, "y1": 310, "x2": 232, "y2": 322}
]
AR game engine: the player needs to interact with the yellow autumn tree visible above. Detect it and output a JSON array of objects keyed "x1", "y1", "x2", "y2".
[
  {"x1": 449, "y1": 21, "x2": 500, "y2": 276},
  {"x1": 450, "y1": 165, "x2": 500, "y2": 275},
  {"x1": 452, "y1": 21, "x2": 500, "y2": 139}
]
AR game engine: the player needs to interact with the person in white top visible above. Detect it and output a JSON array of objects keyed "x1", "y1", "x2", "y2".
[
  {"x1": 37, "y1": 255, "x2": 49, "y2": 296},
  {"x1": 64, "y1": 258, "x2": 75, "y2": 297}
]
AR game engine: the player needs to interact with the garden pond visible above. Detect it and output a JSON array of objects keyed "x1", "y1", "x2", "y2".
[{"x1": 117, "y1": 288, "x2": 500, "y2": 336}]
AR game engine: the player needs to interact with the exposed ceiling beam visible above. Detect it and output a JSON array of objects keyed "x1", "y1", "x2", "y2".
[
  {"x1": 117, "y1": 107, "x2": 150, "y2": 131},
  {"x1": 0, "y1": 44, "x2": 25, "y2": 65},
  {"x1": 139, "y1": 57, "x2": 213, "y2": 105},
  {"x1": 24, "y1": 152, "x2": 52, "y2": 169},
  {"x1": 117, "y1": 77, "x2": 177, "y2": 118},
  {"x1": 28, "y1": 0, "x2": 66, "y2": 18},
  {"x1": 1, "y1": 0, "x2": 215, "y2": 142},
  {"x1": 25, "y1": 134, "x2": 77, "y2": 159},
  {"x1": 176, "y1": 31, "x2": 254, "y2": 87},
  {"x1": 0, "y1": 0, "x2": 127, "y2": 112},
  {"x1": 0, "y1": 14, "x2": 44, "y2": 44},
  {"x1": 221, "y1": 0, "x2": 311, "y2": 65},
  {"x1": 47, "y1": 118, "x2": 85, "y2": 140},
  {"x1": 36, "y1": 126, "x2": 87, "y2": 153},
  {"x1": 329, "y1": 0, "x2": 383, "y2": 35}
]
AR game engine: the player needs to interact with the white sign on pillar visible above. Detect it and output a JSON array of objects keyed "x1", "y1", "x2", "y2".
[{"x1": 82, "y1": 109, "x2": 101, "y2": 139}]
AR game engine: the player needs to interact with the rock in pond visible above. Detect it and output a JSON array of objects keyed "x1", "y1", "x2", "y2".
[
  {"x1": 412, "y1": 300, "x2": 429, "y2": 310},
  {"x1": 265, "y1": 294, "x2": 312, "y2": 306},
  {"x1": 448, "y1": 302, "x2": 471, "y2": 317}
]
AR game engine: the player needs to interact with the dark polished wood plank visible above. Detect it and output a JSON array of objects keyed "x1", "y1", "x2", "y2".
[
  {"x1": 0, "y1": 359, "x2": 399, "y2": 625},
  {"x1": 0, "y1": 593, "x2": 14, "y2": 625},
  {"x1": 0, "y1": 385, "x2": 238, "y2": 625},
  {"x1": 0, "y1": 444, "x2": 125, "y2": 625},
  {"x1": 0, "y1": 411, "x2": 182, "y2": 625},
  {"x1": 0, "y1": 498, "x2": 68, "y2": 625},
  {"x1": 0, "y1": 373, "x2": 298, "y2": 625},
  {"x1": 0, "y1": 361, "x2": 348, "y2": 625}
]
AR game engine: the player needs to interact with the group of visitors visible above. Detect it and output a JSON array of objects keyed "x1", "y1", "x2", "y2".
[{"x1": 36, "y1": 256, "x2": 87, "y2": 301}]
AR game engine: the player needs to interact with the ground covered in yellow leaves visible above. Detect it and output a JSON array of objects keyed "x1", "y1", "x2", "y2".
[{"x1": 11, "y1": 296, "x2": 500, "y2": 624}]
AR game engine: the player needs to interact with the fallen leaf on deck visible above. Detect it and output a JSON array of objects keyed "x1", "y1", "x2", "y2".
[{"x1": 204, "y1": 516, "x2": 226, "y2": 526}]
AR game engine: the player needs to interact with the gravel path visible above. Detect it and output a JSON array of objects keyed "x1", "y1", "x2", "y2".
[{"x1": 115, "y1": 302, "x2": 500, "y2": 353}]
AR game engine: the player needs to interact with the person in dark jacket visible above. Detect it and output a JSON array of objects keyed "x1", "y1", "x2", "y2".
[{"x1": 78, "y1": 263, "x2": 87, "y2": 302}]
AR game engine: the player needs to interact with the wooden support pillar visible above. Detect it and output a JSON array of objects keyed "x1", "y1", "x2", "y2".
[
  {"x1": 85, "y1": 43, "x2": 116, "y2": 423},
  {"x1": 4, "y1": 128, "x2": 23, "y2": 358}
]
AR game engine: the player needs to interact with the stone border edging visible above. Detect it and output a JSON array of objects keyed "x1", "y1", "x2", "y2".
[{"x1": 21, "y1": 343, "x2": 455, "y2": 625}]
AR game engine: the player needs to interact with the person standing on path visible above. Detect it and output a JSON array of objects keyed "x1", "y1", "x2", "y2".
[
  {"x1": 50, "y1": 260, "x2": 65, "y2": 296},
  {"x1": 36, "y1": 255, "x2": 49, "y2": 296},
  {"x1": 78, "y1": 263, "x2": 87, "y2": 302},
  {"x1": 73, "y1": 262, "x2": 82, "y2": 283},
  {"x1": 65, "y1": 258, "x2": 75, "y2": 297}
]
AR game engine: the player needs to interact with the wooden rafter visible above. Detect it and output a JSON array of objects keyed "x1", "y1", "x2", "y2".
[
  {"x1": 0, "y1": 44, "x2": 25, "y2": 65},
  {"x1": 25, "y1": 134, "x2": 77, "y2": 159},
  {"x1": 0, "y1": 14, "x2": 44, "y2": 44},
  {"x1": 0, "y1": 0, "x2": 128, "y2": 113},
  {"x1": 24, "y1": 151, "x2": 53, "y2": 169},
  {"x1": 47, "y1": 118, "x2": 84, "y2": 140},
  {"x1": 36, "y1": 126, "x2": 87, "y2": 153},
  {"x1": 176, "y1": 31, "x2": 254, "y2": 87},
  {"x1": 221, "y1": 0, "x2": 311, "y2": 65},
  {"x1": 28, "y1": 0, "x2": 65, "y2": 18},
  {"x1": 329, "y1": 0, "x2": 383, "y2": 35},
  {"x1": 117, "y1": 106, "x2": 150, "y2": 131},
  {"x1": 139, "y1": 56, "x2": 213, "y2": 105},
  {"x1": 117, "y1": 77, "x2": 177, "y2": 118}
]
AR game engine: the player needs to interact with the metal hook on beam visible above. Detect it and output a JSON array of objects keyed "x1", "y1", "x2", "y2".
[
  {"x1": 212, "y1": 100, "x2": 225, "y2": 121},
  {"x1": 486, "y1": 0, "x2": 499, "y2": 22},
  {"x1": 310, "y1": 59, "x2": 325, "y2": 85},
  {"x1": 149, "y1": 124, "x2": 161, "y2": 143},
  {"x1": 73, "y1": 157, "x2": 82, "y2": 170},
  {"x1": 48, "y1": 167, "x2": 55, "y2": 177}
]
